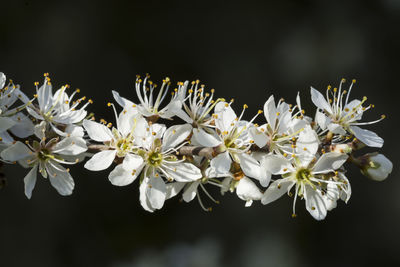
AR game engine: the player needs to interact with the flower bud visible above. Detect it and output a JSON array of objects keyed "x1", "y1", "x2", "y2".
[
  {"x1": 360, "y1": 153, "x2": 393, "y2": 181},
  {"x1": 331, "y1": 144, "x2": 352, "y2": 154}
]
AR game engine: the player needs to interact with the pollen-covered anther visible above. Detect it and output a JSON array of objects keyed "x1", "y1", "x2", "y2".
[{"x1": 243, "y1": 104, "x2": 248, "y2": 109}]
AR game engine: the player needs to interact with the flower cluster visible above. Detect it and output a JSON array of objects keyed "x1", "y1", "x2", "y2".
[{"x1": 0, "y1": 73, "x2": 393, "y2": 220}]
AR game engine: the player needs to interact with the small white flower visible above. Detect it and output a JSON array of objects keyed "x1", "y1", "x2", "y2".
[
  {"x1": 0, "y1": 121, "x2": 84, "y2": 198},
  {"x1": 113, "y1": 74, "x2": 187, "y2": 119},
  {"x1": 194, "y1": 101, "x2": 266, "y2": 183},
  {"x1": 261, "y1": 150, "x2": 349, "y2": 220},
  {"x1": 27, "y1": 74, "x2": 91, "y2": 136},
  {"x1": 311, "y1": 79, "x2": 385, "y2": 147},
  {"x1": 109, "y1": 123, "x2": 202, "y2": 212},
  {"x1": 170, "y1": 80, "x2": 225, "y2": 140},
  {"x1": 0, "y1": 73, "x2": 34, "y2": 143},
  {"x1": 83, "y1": 103, "x2": 143, "y2": 171},
  {"x1": 360, "y1": 153, "x2": 393, "y2": 181},
  {"x1": 249, "y1": 94, "x2": 308, "y2": 155}
]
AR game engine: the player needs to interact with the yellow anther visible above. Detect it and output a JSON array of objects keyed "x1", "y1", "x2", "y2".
[
  {"x1": 341, "y1": 78, "x2": 346, "y2": 83},
  {"x1": 276, "y1": 112, "x2": 280, "y2": 116},
  {"x1": 107, "y1": 123, "x2": 112, "y2": 128},
  {"x1": 225, "y1": 103, "x2": 229, "y2": 107},
  {"x1": 327, "y1": 85, "x2": 331, "y2": 90},
  {"x1": 333, "y1": 87, "x2": 337, "y2": 92},
  {"x1": 88, "y1": 99, "x2": 93, "y2": 104},
  {"x1": 352, "y1": 79, "x2": 356, "y2": 83},
  {"x1": 152, "y1": 132, "x2": 156, "y2": 136},
  {"x1": 243, "y1": 104, "x2": 248, "y2": 109},
  {"x1": 292, "y1": 213, "x2": 297, "y2": 218},
  {"x1": 258, "y1": 110, "x2": 263, "y2": 114},
  {"x1": 381, "y1": 114, "x2": 386, "y2": 119},
  {"x1": 107, "y1": 102, "x2": 111, "y2": 107},
  {"x1": 211, "y1": 89, "x2": 215, "y2": 93}
]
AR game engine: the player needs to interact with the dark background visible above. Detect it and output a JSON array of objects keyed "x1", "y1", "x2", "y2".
[{"x1": 1, "y1": 0, "x2": 399, "y2": 266}]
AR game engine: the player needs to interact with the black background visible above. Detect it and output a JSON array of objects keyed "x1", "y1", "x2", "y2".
[{"x1": 1, "y1": 0, "x2": 399, "y2": 266}]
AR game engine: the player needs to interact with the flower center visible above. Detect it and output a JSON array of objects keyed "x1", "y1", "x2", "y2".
[
  {"x1": 296, "y1": 168, "x2": 311, "y2": 182},
  {"x1": 37, "y1": 148, "x2": 53, "y2": 162},
  {"x1": 147, "y1": 151, "x2": 163, "y2": 167}
]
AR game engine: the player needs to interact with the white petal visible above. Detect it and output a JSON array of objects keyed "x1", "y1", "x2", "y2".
[
  {"x1": 0, "y1": 72, "x2": 5, "y2": 88},
  {"x1": 315, "y1": 110, "x2": 329, "y2": 130},
  {"x1": 263, "y1": 95, "x2": 277, "y2": 129},
  {"x1": 37, "y1": 82, "x2": 53, "y2": 112},
  {"x1": 236, "y1": 177, "x2": 263, "y2": 206},
  {"x1": 261, "y1": 178, "x2": 295, "y2": 205},
  {"x1": 146, "y1": 176, "x2": 167, "y2": 209},
  {"x1": 350, "y1": 126, "x2": 383, "y2": 148},
  {"x1": 108, "y1": 164, "x2": 141, "y2": 186},
  {"x1": 82, "y1": 119, "x2": 113, "y2": 142},
  {"x1": 53, "y1": 137, "x2": 87, "y2": 155},
  {"x1": 163, "y1": 162, "x2": 202, "y2": 182},
  {"x1": 166, "y1": 182, "x2": 185, "y2": 199},
  {"x1": 304, "y1": 185, "x2": 327, "y2": 221},
  {"x1": 162, "y1": 124, "x2": 192, "y2": 152},
  {"x1": 117, "y1": 110, "x2": 139, "y2": 137},
  {"x1": 47, "y1": 163, "x2": 74, "y2": 196},
  {"x1": 122, "y1": 153, "x2": 144, "y2": 171},
  {"x1": 327, "y1": 123, "x2": 346, "y2": 135},
  {"x1": 0, "y1": 141, "x2": 31, "y2": 161},
  {"x1": 65, "y1": 125, "x2": 85, "y2": 137},
  {"x1": 312, "y1": 152, "x2": 348, "y2": 174},
  {"x1": 0, "y1": 117, "x2": 16, "y2": 132},
  {"x1": 210, "y1": 152, "x2": 232, "y2": 175},
  {"x1": 237, "y1": 153, "x2": 261, "y2": 179},
  {"x1": 182, "y1": 181, "x2": 200, "y2": 202},
  {"x1": 84, "y1": 150, "x2": 116, "y2": 171},
  {"x1": 24, "y1": 165, "x2": 38, "y2": 199},
  {"x1": 139, "y1": 177, "x2": 155, "y2": 212},
  {"x1": 249, "y1": 126, "x2": 268, "y2": 148},
  {"x1": 9, "y1": 113, "x2": 34, "y2": 138},
  {"x1": 215, "y1": 102, "x2": 237, "y2": 132},
  {"x1": 192, "y1": 128, "x2": 222, "y2": 147},
  {"x1": 112, "y1": 90, "x2": 136, "y2": 109},
  {"x1": 261, "y1": 154, "x2": 294, "y2": 175},
  {"x1": 310, "y1": 87, "x2": 332, "y2": 114}
]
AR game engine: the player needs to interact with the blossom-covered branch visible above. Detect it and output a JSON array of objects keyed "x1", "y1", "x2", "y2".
[{"x1": 0, "y1": 72, "x2": 393, "y2": 220}]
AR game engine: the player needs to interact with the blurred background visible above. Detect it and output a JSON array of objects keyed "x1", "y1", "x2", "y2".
[{"x1": 1, "y1": 0, "x2": 399, "y2": 266}]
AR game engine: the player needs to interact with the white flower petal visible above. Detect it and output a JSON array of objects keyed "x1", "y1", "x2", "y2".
[
  {"x1": 261, "y1": 178, "x2": 295, "y2": 205},
  {"x1": 47, "y1": 163, "x2": 74, "y2": 196},
  {"x1": 183, "y1": 181, "x2": 200, "y2": 202},
  {"x1": 24, "y1": 165, "x2": 38, "y2": 199},
  {"x1": 261, "y1": 154, "x2": 294, "y2": 175},
  {"x1": 112, "y1": 90, "x2": 136, "y2": 109},
  {"x1": 312, "y1": 152, "x2": 348, "y2": 174},
  {"x1": 9, "y1": 113, "x2": 34, "y2": 138},
  {"x1": 350, "y1": 126, "x2": 383, "y2": 148},
  {"x1": 304, "y1": 185, "x2": 327, "y2": 221},
  {"x1": 83, "y1": 119, "x2": 113, "y2": 142},
  {"x1": 163, "y1": 162, "x2": 202, "y2": 182},
  {"x1": 146, "y1": 176, "x2": 167, "y2": 210},
  {"x1": 53, "y1": 137, "x2": 87, "y2": 155},
  {"x1": 237, "y1": 153, "x2": 261, "y2": 179},
  {"x1": 210, "y1": 151, "x2": 232, "y2": 175},
  {"x1": 0, "y1": 117, "x2": 16, "y2": 132},
  {"x1": 166, "y1": 182, "x2": 185, "y2": 199},
  {"x1": 215, "y1": 102, "x2": 237, "y2": 132},
  {"x1": 84, "y1": 150, "x2": 116, "y2": 171},
  {"x1": 192, "y1": 128, "x2": 222, "y2": 147},
  {"x1": 249, "y1": 126, "x2": 268, "y2": 148},
  {"x1": 108, "y1": 164, "x2": 141, "y2": 186},
  {"x1": 236, "y1": 177, "x2": 263, "y2": 206},
  {"x1": 315, "y1": 110, "x2": 329, "y2": 130},
  {"x1": 263, "y1": 95, "x2": 277, "y2": 129},
  {"x1": 327, "y1": 123, "x2": 346, "y2": 135},
  {"x1": 122, "y1": 153, "x2": 144, "y2": 171},
  {"x1": 139, "y1": 177, "x2": 155, "y2": 212},
  {"x1": 0, "y1": 141, "x2": 31, "y2": 161},
  {"x1": 310, "y1": 87, "x2": 332, "y2": 114},
  {"x1": 162, "y1": 124, "x2": 192, "y2": 152}
]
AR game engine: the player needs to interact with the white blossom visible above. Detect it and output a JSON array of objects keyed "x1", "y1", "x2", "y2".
[
  {"x1": 360, "y1": 153, "x2": 393, "y2": 181},
  {"x1": 0, "y1": 121, "x2": 86, "y2": 198},
  {"x1": 311, "y1": 79, "x2": 385, "y2": 147}
]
